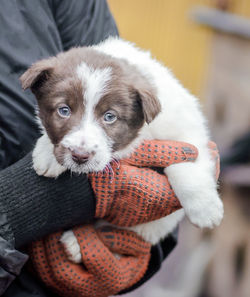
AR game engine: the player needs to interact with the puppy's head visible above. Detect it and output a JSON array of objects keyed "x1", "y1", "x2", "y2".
[{"x1": 20, "y1": 48, "x2": 161, "y2": 173}]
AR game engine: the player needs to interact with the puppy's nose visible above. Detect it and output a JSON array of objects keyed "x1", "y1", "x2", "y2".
[{"x1": 71, "y1": 149, "x2": 90, "y2": 164}]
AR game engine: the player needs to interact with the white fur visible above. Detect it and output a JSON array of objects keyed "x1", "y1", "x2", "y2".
[
  {"x1": 32, "y1": 134, "x2": 66, "y2": 177},
  {"x1": 129, "y1": 209, "x2": 185, "y2": 245},
  {"x1": 76, "y1": 63, "x2": 112, "y2": 108},
  {"x1": 60, "y1": 65, "x2": 113, "y2": 173},
  {"x1": 33, "y1": 37, "x2": 223, "y2": 263},
  {"x1": 60, "y1": 230, "x2": 82, "y2": 263},
  {"x1": 61, "y1": 119, "x2": 113, "y2": 173}
]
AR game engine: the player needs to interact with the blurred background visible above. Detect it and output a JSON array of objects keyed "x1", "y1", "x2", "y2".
[{"x1": 108, "y1": 1, "x2": 250, "y2": 297}]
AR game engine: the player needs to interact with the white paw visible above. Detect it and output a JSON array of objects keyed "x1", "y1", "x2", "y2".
[
  {"x1": 32, "y1": 134, "x2": 66, "y2": 178},
  {"x1": 165, "y1": 161, "x2": 224, "y2": 230},
  {"x1": 185, "y1": 192, "x2": 224, "y2": 229},
  {"x1": 60, "y1": 230, "x2": 82, "y2": 263}
]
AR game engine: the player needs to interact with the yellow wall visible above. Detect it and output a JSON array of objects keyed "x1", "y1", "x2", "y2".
[
  {"x1": 108, "y1": 0, "x2": 250, "y2": 99},
  {"x1": 231, "y1": 0, "x2": 250, "y2": 17}
]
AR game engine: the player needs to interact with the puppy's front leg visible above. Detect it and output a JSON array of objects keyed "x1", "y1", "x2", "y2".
[
  {"x1": 60, "y1": 230, "x2": 82, "y2": 263},
  {"x1": 165, "y1": 159, "x2": 223, "y2": 228},
  {"x1": 33, "y1": 133, "x2": 66, "y2": 178}
]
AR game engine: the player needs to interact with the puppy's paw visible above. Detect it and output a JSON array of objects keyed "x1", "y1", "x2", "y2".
[
  {"x1": 60, "y1": 230, "x2": 82, "y2": 263},
  {"x1": 33, "y1": 134, "x2": 66, "y2": 178},
  {"x1": 185, "y1": 192, "x2": 224, "y2": 229}
]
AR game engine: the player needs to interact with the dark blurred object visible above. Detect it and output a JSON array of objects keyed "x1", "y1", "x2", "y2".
[
  {"x1": 222, "y1": 166, "x2": 250, "y2": 187},
  {"x1": 220, "y1": 131, "x2": 250, "y2": 185},
  {"x1": 219, "y1": 131, "x2": 250, "y2": 189},
  {"x1": 221, "y1": 132, "x2": 250, "y2": 168}
]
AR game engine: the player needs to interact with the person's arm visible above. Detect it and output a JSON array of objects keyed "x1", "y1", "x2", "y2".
[
  {"x1": 49, "y1": 0, "x2": 119, "y2": 49},
  {"x1": 0, "y1": 151, "x2": 95, "y2": 295},
  {"x1": 0, "y1": 152, "x2": 95, "y2": 249}
]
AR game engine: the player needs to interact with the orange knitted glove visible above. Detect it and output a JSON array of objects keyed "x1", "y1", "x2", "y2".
[
  {"x1": 30, "y1": 225, "x2": 151, "y2": 297},
  {"x1": 29, "y1": 140, "x2": 219, "y2": 297},
  {"x1": 91, "y1": 139, "x2": 199, "y2": 227}
]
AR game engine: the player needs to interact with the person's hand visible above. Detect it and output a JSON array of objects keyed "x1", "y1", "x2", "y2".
[
  {"x1": 90, "y1": 139, "x2": 199, "y2": 227},
  {"x1": 29, "y1": 140, "x2": 220, "y2": 297},
  {"x1": 30, "y1": 225, "x2": 151, "y2": 297}
]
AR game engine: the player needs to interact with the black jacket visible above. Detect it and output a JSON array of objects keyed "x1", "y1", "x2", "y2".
[{"x1": 0, "y1": 1, "x2": 177, "y2": 296}]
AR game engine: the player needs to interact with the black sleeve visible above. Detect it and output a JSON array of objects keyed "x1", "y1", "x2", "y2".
[
  {"x1": 49, "y1": 0, "x2": 119, "y2": 50},
  {"x1": 0, "y1": 236, "x2": 28, "y2": 296},
  {"x1": 0, "y1": 152, "x2": 95, "y2": 249}
]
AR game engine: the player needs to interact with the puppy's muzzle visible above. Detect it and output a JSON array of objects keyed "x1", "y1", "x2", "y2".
[{"x1": 69, "y1": 147, "x2": 95, "y2": 164}]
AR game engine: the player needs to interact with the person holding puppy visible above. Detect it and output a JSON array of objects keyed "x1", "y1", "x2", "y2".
[{"x1": 0, "y1": 1, "x2": 218, "y2": 296}]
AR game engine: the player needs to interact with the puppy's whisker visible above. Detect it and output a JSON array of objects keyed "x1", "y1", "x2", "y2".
[
  {"x1": 104, "y1": 166, "x2": 109, "y2": 175},
  {"x1": 112, "y1": 158, "x2": 120, "y2": 169}
]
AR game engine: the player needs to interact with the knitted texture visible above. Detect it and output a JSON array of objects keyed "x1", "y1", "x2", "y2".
[
  {"x1": 30, "y1": 225, "x2": 151, "y2": 297},
  {"x1": 0, "y1": 153, "x2": 95, "y2": 248},
  {"x1": 124, "y1": 139, "x2": 198, "y2": 166},
  {"x1": 91, "y1": 140, "x2": 198, "y2": 226}
]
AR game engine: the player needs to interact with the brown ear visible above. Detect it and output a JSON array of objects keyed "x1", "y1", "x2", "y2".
[
  {"x1": 136, "y1": 87, "x2": 161, "y2": 124},
  {"x1": 20, "y1": 58, "x2": 54, "y2": 94}
]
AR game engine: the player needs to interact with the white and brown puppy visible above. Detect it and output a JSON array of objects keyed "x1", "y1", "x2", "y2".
[{"x1": 20, "y1": 37, "x2": 223, "y2": 263}]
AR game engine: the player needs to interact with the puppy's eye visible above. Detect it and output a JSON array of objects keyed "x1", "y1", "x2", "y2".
[
  {"x1": 57, "y1": 105, "x2": 71, "y2": 118},
  {"x1": 103, "y1": 111, "x2": 117, "y2": 124}
]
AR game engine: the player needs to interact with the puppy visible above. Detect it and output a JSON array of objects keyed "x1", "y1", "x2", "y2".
[{"x1": 20, "y1": 37, "x2": 223, "y2": 263}]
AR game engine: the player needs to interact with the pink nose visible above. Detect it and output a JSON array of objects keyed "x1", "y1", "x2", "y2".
[{"x1": 71, "y1": 149, "x2": 90, "y2": 164}]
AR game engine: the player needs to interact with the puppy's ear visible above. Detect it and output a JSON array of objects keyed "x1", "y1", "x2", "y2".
[
  {"x1": 20, "y1": 58, "x2": 54, "y2": 95},
  {"x1": 135, "y1": 87, "x2": 161, "y2": 124}
]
